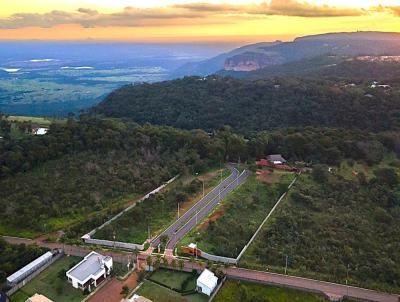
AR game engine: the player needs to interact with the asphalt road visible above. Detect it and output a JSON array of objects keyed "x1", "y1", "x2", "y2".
[
  {"x1": 4, "y1": 236, "x2": 399, "y2": 302},
  {"x1": 150, "y1": 164, "x2": 240, "y2": 248},
  {"x1": 155, "y1": 165, "x2": 250, "y2": 250}
]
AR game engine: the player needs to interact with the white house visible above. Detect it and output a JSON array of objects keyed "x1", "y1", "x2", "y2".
[
  {"x1": 66, "y1": 251, "x2": 113, "y2": 292},
  {"x1": 196, "y1": 269, "x2": 218, "y2": 296}
]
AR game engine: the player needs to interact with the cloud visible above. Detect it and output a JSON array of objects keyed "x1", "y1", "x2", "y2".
[
  {"x1": 175, "y1": 0, "x2": 365, "y2": 17},
  {"x1": 0, "y1": 1, "x2": 367, "y2": 29}
]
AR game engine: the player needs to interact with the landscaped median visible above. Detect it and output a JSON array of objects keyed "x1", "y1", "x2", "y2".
[
  {"x1": 177, "y1": 169, "x2": 296, "y2": 259},
  {"x1": 91, "y1": 168, "x2": 230, "y2": 248}
]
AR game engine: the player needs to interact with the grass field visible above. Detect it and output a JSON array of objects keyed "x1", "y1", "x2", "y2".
[
  {"x1": 136, "y1": 280, "x2": 208, "y2": 302},
  {"x1": 94, "y1": 169, "x2": 230, "y2": 244},
  {"x1": 178, "y1": 172, "x2": 295, "y2": 258},
  {"x1": 10, "y1": 256, "x2": 85, "y2": 302},
  {"x1": 6, "y1": 115, "x2": 54, "y2": 125},
  {"x1": 149, "y1": 268, "x2": 197, "y2": 291},
  {"x1": 214, "y1": 280, "x2": 329, "y2": 302}
]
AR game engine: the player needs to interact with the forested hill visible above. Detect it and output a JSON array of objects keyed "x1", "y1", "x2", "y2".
[{"x1": 93, "y1": 76, "x2": 400, "y2": 133}]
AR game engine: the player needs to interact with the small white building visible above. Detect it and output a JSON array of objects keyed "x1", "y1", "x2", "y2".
[
  {"x1": 196, "y1": 269, "x2": 218, "y2": 296},
  {"x1": 32, "y1": 128, "x2": 48, "y2": 135},
  {"x1": 66, "y1": 251, "x2": 113, "y2": 292}
]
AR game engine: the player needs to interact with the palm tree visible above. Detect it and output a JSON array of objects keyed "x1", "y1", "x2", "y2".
[
  {"x1": 146, "y1": 255, "x2": 153, "y2": 271},
  {"x1": 132, "y1": 248, "x2": 139, "y2": 269},
  {"x1": 189, "y1": 256, "x2": 195, "y2": 269},
  {"x1": 162, "y1": 256, "x2": 169, "y2": 267},
  {"x1": 171, "y1": 259, "x2": 177, "y2": 270},
  {"x1": 178, "y1": 259, "x2": 184, "y2": 271}
]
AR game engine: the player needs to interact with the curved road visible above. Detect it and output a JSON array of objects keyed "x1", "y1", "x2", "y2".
[{"x1": 151, "y1": 164, "x2": 249, "y2": 249}]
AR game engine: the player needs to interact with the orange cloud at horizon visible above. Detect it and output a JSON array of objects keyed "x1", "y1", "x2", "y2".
[{"x1": 0, "y1": 1, "x2": 399, "y2": 42}]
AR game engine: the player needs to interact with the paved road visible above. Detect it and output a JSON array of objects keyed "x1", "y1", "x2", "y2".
[
  {"x1": 4, "y1": 236, "x2": 399, "y2": 302},
  {"x1": 151, "y1": 164, "x2": 242, "y2": 248},
  {"x1": 226, "y1": 267, "x2": 400, "y2": 302},
  {"x1": 163, "y1": 167, "x2": 250, "y2": 250}
]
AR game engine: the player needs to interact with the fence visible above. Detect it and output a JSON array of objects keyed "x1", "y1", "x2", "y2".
[
  {"x1": 84, "y1": 238, "x2": 144, "y2": 251},
  {"x1": 82, "y1": 175, "x2": 179, "y2": 248},
  {"x1": 6, "y1": 251, "x2": 64, "y2": 296},
  {"x1": 184, "y1": 176, "x2": 299, "y2": 265}
]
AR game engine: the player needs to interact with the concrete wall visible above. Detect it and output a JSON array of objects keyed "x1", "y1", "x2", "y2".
[{"x1": 83, "y1": 238, "x2": 144, "y2": 251}]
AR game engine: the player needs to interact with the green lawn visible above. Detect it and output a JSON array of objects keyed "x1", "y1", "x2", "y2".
[
  {"x1": 10, "y1": 256, "x2": 86, "y2": 302},
  {"x1": 136, "y1": 280, "x2": 208, "y2": 302},
  {"x1": 214, "y1": 280, "x2": 328, "y2": 302},
  {"x1": 149, "y1": 268, "x2": 197, "y2": 291},
  {"x1": 178, "y1": 174, "x2": 295, "y2": 258}
]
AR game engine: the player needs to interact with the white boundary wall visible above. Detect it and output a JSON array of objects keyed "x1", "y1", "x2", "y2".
[
  {"x1": 82, "y1": 175, "x2": 179, "y2": 250},
  {"x1": 193, "y1": 176, "x2": 299, "y2": 265}
]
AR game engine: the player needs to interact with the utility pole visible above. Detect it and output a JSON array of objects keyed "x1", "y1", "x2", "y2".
[
  {"x1": 177, "y1": 202, "x2": 180, "y2": 219},
  {"x1": 202, "y1": 179, "x2": 205, "y2": 198},
  {"x1": 148, "y1": 225, "x2": 151, "y2": 240},
  {"x1": 196, "y1": 209, "x2": 198, "y2": 225},
  {"x1": 113, "y1": 231, "x2": 116, "y2": 249},
  {"x1": 284, "y1": 255, "x2": 288, "y2": 275},
  {"x1": 346, "y1": 264, "x2": 350, "y2": 296}
]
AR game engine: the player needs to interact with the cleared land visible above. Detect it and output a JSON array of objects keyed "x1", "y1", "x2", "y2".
[
  {"x1": 240, "y1": 161, "x2": 400, "y2": 293},
  {"x1": 10, "y1": 256, "x2": 84, "y2": 302},
  {"x1": 94, "y1": 169, "x2": 229, "y2": 244},
  {"x1": 214, "y1": 280, "x2": 329, "y2": 302},
  {"x1": 178, "y1": 171, "x2": 295, "y2": 258}
]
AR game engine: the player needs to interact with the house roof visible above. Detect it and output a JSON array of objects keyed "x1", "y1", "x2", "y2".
[
  {"x1": 66, "y1": 251, "x2": 111, "y2": 283},
  {"x1": 267, "y1": 154, "x2": 286, "y2": 162},
  {"x1": 197, "y1": 269, "x2": 218, "y2": 290},
  {"x1": 27, "y1": 294, "x2": 54, "y2": 302},
  {"x1": 7, "y1": 251, "x2": 53, "y2": 284}
]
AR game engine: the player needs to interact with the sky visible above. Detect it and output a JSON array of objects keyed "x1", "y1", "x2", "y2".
[{"x1": 0, "y1": 0, "x2": 399, "y2": 42}]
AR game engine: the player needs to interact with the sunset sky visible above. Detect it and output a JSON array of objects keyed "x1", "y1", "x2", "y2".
[{"x1": 0, "y1": 0, "x2": 399, "y2": 42}]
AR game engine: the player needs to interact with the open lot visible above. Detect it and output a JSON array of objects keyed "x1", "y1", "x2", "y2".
[
  {"x1": 214, "y1": 280, "x2": 329, "y2": 302},
  {"x1": 10, "y1": 256, "x2": 85, "y2": 302},
  {"x1": 94, "y1": 169, "x2": 228, "y2": 244},
  {"x1": 178, "y1": 172, "x2": 295, "y2": 258},
  {"x1": 240, "y1": 165, "x2": 400, "y2": 293}
]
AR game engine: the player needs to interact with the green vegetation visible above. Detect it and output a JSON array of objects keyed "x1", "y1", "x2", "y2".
[
  {"x1": 241, "y1": 165, "x2": 400, "y2": 293},
  {"x1": 149, "y1": 268, "x2": 197, "y2": 291},
  {"x1": 94, "y1": 178, "x2": 206, "y2": 243},
  {"x1": 94, "y1": 168, "x2": 228, "y2": 243},
  {"x1": 0, "y1": 239, "x2": 49, "y2": 290},
  {"x1": 136, "y1": 279, "x2": 208, "y2": 302},
  {"x1": 0, "y1": 116, "x2": 224, "y2": 237},
  {"x1": 93, "y1": 76, "x2": 400, "y2": 133},
  {"x1": 214, "y1": 280, "x2": 329, "y2": 302},
  {"x1": 179, "y1": 174, "x2": 295, "y2": 258},
  {"x1": 10, "y1": 256, "x2": 84, "y2": 302}
]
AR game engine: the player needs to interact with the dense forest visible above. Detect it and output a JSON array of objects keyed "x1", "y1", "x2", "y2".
[
  {"x1": 93, "y1": 76, "x2": 400, "y2": 133},
  {"x1": 2, "y1": 112, "x2": 400, "y2": 237},
  {"x1": 0, "y1": 116, "x2": 225, "y2": 236},
  {"x1": 0, "y1": 238, "x2": 48, "y2": 290},
  {"x1": 241, "y1": 166, "x2": 400, "y2": 292}
]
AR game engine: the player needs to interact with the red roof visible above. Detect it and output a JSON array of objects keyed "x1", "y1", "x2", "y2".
[{"x1": 257, "y1": 159, "x2": 270, "y2": 167}]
